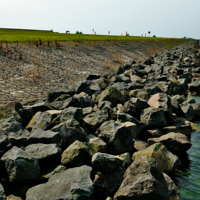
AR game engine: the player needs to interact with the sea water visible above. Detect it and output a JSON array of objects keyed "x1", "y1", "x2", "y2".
[{"x1": 175, "y1": 96, "x2": 200, "y2": 199}]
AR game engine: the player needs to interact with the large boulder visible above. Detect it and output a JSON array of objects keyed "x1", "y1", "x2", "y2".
[
  {"x1": 95, "y1": 120, "x2": 134, "y2": 154},
  {"x1": 25, "y1": 143, "x2": 62, "y2": 170},
  {"x1": 93, "y1": 167, "x2": 124, "y2": 198},
  {"x1": 83, "y1": 110, "x2": 109, "y2": 133},
  {"x1": 97, "y1": 86, "x2": 126, "y2": 107},
  {"x1": 61, "y1": 140, "x2": 92, "y2": 167},
  {"x1": 27, "y1": 128, "x2": 61, "y2": 146},
  {"x1": 92, "y1": 152, "x2": 123, "y2": 174},
  {"x1": 140, "y1": 107, "x2": 168, "y2": 127},
  {"x1": 1, "y1": 146, "x2": 40, "y2": 182},
  {"x1": 26, "y1": 165, "x2": 94, "y2": 200},
  {"x1": 132, "y1": 143, "x2": 180, "y2": 172},
  {"x1": 113, "y1": 155, "x2": 169, "y2": 200},
  {"x1": 148, "y1": 132, "x2": 191, "y2": 152}
]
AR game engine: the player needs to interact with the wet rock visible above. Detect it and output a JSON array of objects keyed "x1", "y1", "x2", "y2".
[{"x1": 26, "y1": 165, "x2": 93, "y2": 200}]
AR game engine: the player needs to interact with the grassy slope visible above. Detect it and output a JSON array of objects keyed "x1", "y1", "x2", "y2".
[{"x1": 0, "y1": 29, "x2": 189, "y2": 43}]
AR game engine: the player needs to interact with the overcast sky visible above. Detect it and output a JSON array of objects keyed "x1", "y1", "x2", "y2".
[{"x1": 0, "y1": 0, "x2": 199, "y2": 38}]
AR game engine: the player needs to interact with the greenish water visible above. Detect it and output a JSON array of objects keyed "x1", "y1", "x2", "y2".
[{"x1": 175, "y1": 96, "x2": 200, "y2": 199}]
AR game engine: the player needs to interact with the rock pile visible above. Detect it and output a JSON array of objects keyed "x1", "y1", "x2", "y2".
[{"x1": 0, "y1": 42, "x2": 200, "y2": 199}]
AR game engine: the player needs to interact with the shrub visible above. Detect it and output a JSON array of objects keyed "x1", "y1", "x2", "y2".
[
  {"x1": 153, "y1": 35, "x2": 156, "y2": 37},
  {"x1": 76, "y1": 31, "x2": 83, "y2": 34}
]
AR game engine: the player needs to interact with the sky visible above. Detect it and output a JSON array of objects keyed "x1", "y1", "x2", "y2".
[{"x1": 0, "y1": 0, "x2": 199, "y2": 39}]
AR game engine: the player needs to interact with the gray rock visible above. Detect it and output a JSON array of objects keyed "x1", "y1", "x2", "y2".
[
  {"x1": 86, "y1": 134, "x2": 107, "y2": 153},
  {"x1": 42, "y1": 165, "x2": 66, "y2": 179},
  {"x1": 26, "y1": 165, "x2": 93, "y2": 200},
  {"x1": 84, "y1": 110, "x2": 109, "y2": 133},
  {"x1": 118, "y1": 152, "x2": 132, "y2": 169},
  {"x1": 140, "y1": 107, "x2": 168, "y2": 127},
  {"x1": 93, "y1": 167, "x2": 124, "y2": 198},
  {"x1": 75, "y1": 80, "x2": 93, "y2": 95},
  {"x1": 92, "y1": 152, "x2": 123, "y2": 174},
  {"x1": 96, "y1": 120, "x2": 134, "y2": 154},
  {"x1": 28, "y1": 128, "x2": 61, "y2": 146},
  {"x1": 51, "y1": 120, "x2": 87, "y2": 150},
  {"x1": 180, "y1": 102, "x2": 195, "y2": 121},
  {"x1": 83, "y1": 107, "x2": 93, "y2": 116},
  {"x1": 142, "y1": 127, "x2": 165, "y2": 140},
  {"x1": 148, "y1": 132, "x2": 191, "y2": 152},
  {"x1": 113, "y1": 155, "x2": 169, "y2": 200},
  {"x1": 1, "y1": 146, "x2": 40, "y2": 182},
  {"x1": 46, "y1": 86, "x2": 72, "y2": 102},
  {"x1": 25, "y1": 143, "x2": 62, "y2": 170},
  {"x1": 74, "y1": 92, "x2": 94, "y2": 108},
  {"x1": 61, "y1": 140, "x2": 92, "y2": 167},
  {"x1": 132, "y1": 143, "x2": 180, "y2": 172}
]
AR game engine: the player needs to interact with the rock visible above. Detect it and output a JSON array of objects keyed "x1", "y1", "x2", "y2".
[
  {"x1": 74, "y1": 92, "x2": 94, "y2": 108},
  {"x1": 122, "y1": 122, "x2": 137, "y2": 138},
  {"x1": 172, "y1": 95, "x2": 186, "y2": 104},
  {"x1": 83, "y1": 107, "x2": 93, "y2": 116},
  {"x1": 133, "y1": 139, "x2": 148, "y2": 151},
  {"x1": 0, "y1": 183, "x2": 6, "y2": 200},
  {"x1": 130, "y1": 75, "x2": 142, "y2": 82},
  {"x1": 132, "y1": 143, "x2": 180, "y2": 172},
  {"x1": 86, "y1": 134, "x2": 107, "y2": 153},
  {"x1": 163, "y1": 121, "x2": 192, "y2": 136},
  {"x1": 144, "y1": 83, "x2": 164, "y2": 95},
  {"x1": 94, "y1": 76, "x2": 108, "y2": 90},
  {"x1": 123, "y1": 98, "x2": 148, "y2": 118},
  {"x1": 50, "y1": 97, "x2": 80, "y2": 110},
  {"x1": 51, "y1": 120, "x2": 87, "y2": 150},
  {"x1": 96, "y1": 120, "x2": 134, "y2": 154},
  {"x1": 180, "y1": 102, "x2": 195, "y2": 121},
  {"x1": 7, "y1": 129, "x2": 30, "y2": 147},
  {"x1": 188, "y1": 81, "x2": 200, "y2": 93},
  {"x1": 93, "y1": 167, "x2": 124, "y2": 198},
  {"x1": 6, "y1": 195, "x2": 22, "y2": 200},
  {"x1": 127, "y1": 82, "x2": 143, "y2": 90},
  {"x1": 1, "y1": 146, "x2": 40, "y2": 182},
  {"x1": 75, "y1": 80, "x2": 93, "y2": 95},
  {"x1": 171, "y1": 98, "x2": 182, "y2": 115},
  {"x1": 97, "y1": 86, "x2": 126, "y2": 107},
  {"x1": 46, "y1": 86, "x2": 72, "y2": 102},
  {"x1": 42, "y1": 165, "x2": 66, "y2": 179},
  {"x1": 113, "y1": 155, "x2": 169, "y2": 200},
  {"x1": 27, "y1": 128, "x2": 61, "y2": 146},
  {"x1": 26, "y1": 165, "x2": 93, "y2": 200},
  {"x1": 136, "y1": 90, "x2": 150, "y2": 101},
  {"x1": 163, "y1": 173, "x2": 180, "y2": 199},
  {"x1": 25, "y1": 143, "x2": 62, "y2": 170},
  {"x1": 26, "y1": 111, "x2": 55, "y2": 132},
  {"x1": 61, "y1": 140, "x2": 92, "y2": 167},
  {"x1": 140, "y1": 107, "x2": 168, "y2": 127},
  {"x1": 148, "y1": 132, "x2": 191, "y2": 152},
  {"x1": 118, "y1": 152, "x2": 132, "y2": 169},
  {"x1": 60, "y1": 107, "x2": 83, "y2": 124},
  {"x1": 147, "y1": 93, "x2": 172, "y2": 114},
  {"x1": 117, "y1": 112, "x2": 146, "y2": 136},
  {"x1": 54, "y1": 94, "x2": 71, "y2": 102},
  {"x1": 142, "y1": 127, "x2": 165, "y2": 140},
  {"x1": 83, "y1": 110, "x2": 109, "y2": 133},
  {"x1": 92, "y1": 152, "x2": 123, "y2": 174},
  {"x1": 0, "y1": 131, "x2": 12, "y2": 156}
]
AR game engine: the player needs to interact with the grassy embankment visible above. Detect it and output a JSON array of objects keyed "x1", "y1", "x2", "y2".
[{"x1": 0, "y1": 29, "x2": 189, "y2": 45}]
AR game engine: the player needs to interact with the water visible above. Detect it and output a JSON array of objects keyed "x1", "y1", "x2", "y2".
[{"x1": 175, "y1": 96, "x2": 200, "y2": 199}]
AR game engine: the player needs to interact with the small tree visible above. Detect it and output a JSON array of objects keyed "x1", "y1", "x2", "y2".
[{"x1": 153, "y1": 35, "x2": 156, "y2": 37}]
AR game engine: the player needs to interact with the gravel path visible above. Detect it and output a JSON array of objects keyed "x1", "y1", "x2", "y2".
[{"x1": 0, "y1": 40, "x2": 180, "y2": 106}]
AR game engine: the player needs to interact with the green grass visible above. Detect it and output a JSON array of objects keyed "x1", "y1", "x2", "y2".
[
  {"x1": 164, "y1": 44, "x2": 174, "y2": 49},
  {"x1": 0, "y1": 29, "x2": 189, "y2": 43}
]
